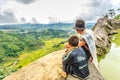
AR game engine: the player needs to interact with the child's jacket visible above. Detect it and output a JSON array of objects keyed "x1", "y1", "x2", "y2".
[{"x1": 62, "y1": 47, "x2": 89, "y2": 78}]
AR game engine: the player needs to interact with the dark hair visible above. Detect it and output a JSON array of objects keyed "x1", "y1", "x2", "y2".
[{"x1": 68, "y1": 35, "x2": 79, "y2": 47}]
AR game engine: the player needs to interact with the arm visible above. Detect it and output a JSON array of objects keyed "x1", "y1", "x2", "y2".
[
  {"x1": 63, "y1": 53, "x2": 73, "y2": 65},
  {"x1": 80, "y1": 39, "x2": 93, "y2": 62},
  {"x1": 62, "y1": 52, "x2": 74, "y2": 72}
]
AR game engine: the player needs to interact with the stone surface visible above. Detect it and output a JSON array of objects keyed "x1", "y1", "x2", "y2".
[
  {"x1": 4, "y1": 50, "x2": 65, "y2": 80},
  {"x1": 93, "y1": 18, "x2": 119, "y2": 55}
]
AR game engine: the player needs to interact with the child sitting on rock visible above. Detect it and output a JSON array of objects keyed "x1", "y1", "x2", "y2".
[{"x1": 58, "y1": 35, "x2": 89, "y2": 79}]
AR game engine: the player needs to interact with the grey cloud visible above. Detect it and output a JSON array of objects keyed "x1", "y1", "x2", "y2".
[
  {"x1": 31, "y1": 17, "x2": 37, "y2": 23},
  {"x1": 0, "y1": 10, "x2": 18, "y2": 23},
  {"x1": 91, "y1": 0, "x2": 102, "y2": 7},
  {"x1": 48, "y1": 16, "x2": 58, "y2": 23},
  {"x1": 15, "y1": 0, "x2": 37, "y2": 4},
  {"x1": 21, "y1": 17, "x2": 26, "y2": 23},
  {"x1": 117, "y1": 8, "x2": 120, "y2": 11}
]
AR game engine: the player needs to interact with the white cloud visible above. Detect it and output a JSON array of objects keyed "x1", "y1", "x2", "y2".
[
  {"x1": 111, "y1": 0, "x2": 120, "y2": 7},
  {"x1": 0, "y1": 0, "x2": 120, "y2": 24},
  {"x1": 0, "y1": 0, "x2": 8, "y2": 6}
]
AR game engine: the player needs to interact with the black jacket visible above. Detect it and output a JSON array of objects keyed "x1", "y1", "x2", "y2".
[{"x1": 62, "y1": 47, "x2": 89, "y2": 78}]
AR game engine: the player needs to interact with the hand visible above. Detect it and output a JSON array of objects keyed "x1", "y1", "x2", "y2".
[
  {"x1": 89, "y1": 57, "x2": 93, "y2": 63},
  {"x1": 64, "y1": 42, "x2": 70, "y2": 48},
  {"x1": 57, "y1": 68, "x2": 67, "y2": 78}
]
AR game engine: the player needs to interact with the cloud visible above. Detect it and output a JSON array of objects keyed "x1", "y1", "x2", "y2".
[
  {"x1": 0, "y1": 0, "x2": 7, "y2": 6},
  {"x1": 0, "y1": 0, "x2": 117, "y2": 23},
  {"x1": 117, "y1": 8, "x2": 120, "y2": 11},
  {"x1": 0, "y1": 9, "x2": 18, "y2": 23},
  {"x1": 76, "y1": 0, "x2": 113, "y2": 21},
  {"x1": 91, "y1": 0, "x2": 113, "y2": 14},
  {"x1": 31, "y1": 17, "x2": 38, "y2": 23},
  {"x1": 48, "y1": 16, "x2": 59, "y2": 23},
  {"x1": 15, "y1": 0, "x2": 37, "y2": 4},
  {"x1": 21, "y1": 17, "x2": 26, "y2": 23}
]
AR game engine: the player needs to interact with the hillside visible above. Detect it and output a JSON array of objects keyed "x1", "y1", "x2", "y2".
[
  {"x1": 3, "y1": 49, "x2": 65, "y2": 80},
  {"x1": 3, "y1": 17, "x2": 120, "y2": 80}
]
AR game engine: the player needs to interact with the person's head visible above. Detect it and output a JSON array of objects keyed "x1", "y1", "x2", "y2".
[
  {"x1": 68, "y1": 35, "x2": 79, "y2": 47},
  {"x1": 73, "y1": 19, "x2": 86, "y2": 34}
]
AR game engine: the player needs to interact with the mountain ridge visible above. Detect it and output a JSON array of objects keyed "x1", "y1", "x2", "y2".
[{"x1": 0, "y1": 22, "x2": 95, "y2": 30}]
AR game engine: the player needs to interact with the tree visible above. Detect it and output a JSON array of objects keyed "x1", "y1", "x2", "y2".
[{"x1": 108, "y1": 9, "x2": 116, "y2": 18}]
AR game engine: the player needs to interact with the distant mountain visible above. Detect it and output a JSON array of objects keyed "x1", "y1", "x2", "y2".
[{"x1": 0, "y1": 22, "x2": 95, "y2": 31}]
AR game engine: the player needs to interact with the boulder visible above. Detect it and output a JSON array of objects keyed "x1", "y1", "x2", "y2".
[{"x1": 93, "y1": 18, "x2": 119, "y2": 55}]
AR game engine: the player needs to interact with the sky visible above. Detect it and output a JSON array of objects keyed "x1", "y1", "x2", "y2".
[{"x1": 0, "y1": 0, "x2": 120, "y2": 24}]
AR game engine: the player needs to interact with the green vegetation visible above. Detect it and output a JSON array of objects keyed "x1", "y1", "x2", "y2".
[
  {"x1": 97, "y1": 53, "x2": 106, "y2": 62},
  {"x1": 0, "y1": 31, "x2": 45, "y2": 62},
  {"x1": 114, "y1": 14, "x2": 120, "y2": 20},
  {"x1": 0, "y1": 38, "x2": 66, "y2": 80},
  {"x1": 112, "y1": 29, "x2": 120, "y2": 46},
  {"x1": 14, "y1": 38, "x2": 66, "y2": 69},
  {"x1": 0, "y1": 28, "x2": 70, "y2": 79}
]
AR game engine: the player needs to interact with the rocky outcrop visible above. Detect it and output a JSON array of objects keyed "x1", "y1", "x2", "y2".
[
  {"x1": 93, "y1": 18, "x2": 119, "y2": 55},
  {"x1": 3, "y1": 18, "x2": 120, "y2": 80},
  {"x1": 108, "y1": 19, "x2": 120, "y2": 29}
]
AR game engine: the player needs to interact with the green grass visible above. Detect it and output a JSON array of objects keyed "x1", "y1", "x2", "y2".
[
  {"x1": 97, "y1": 54, "x2": 106, "y2": 62},
  {"x1": 13, "y1": 38, "x2": 65, "y2": 69},
  {"x1": 112, "y1": 29, "x2": 120, "y2": 46},
  {"x1": 0, "y1": 38, "x2": 66, "y2": 80}
]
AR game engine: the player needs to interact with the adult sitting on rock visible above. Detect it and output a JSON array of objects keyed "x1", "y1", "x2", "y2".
[{"x1": 65, "y1": 19, "x2": 99, "y2": 70}]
